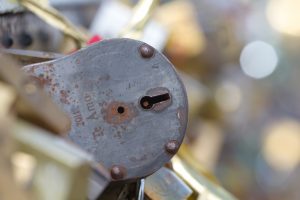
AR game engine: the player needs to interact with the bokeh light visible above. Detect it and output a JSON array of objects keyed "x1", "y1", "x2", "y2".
[
  {"x1": 262, "y1": 119, "x2": 300, "y2": 172},
  {"x1": 267, "y1": 0, "x2": 300, "y2": 36},
  {"x1": 240, "y1": 41, "x2": 278, "y2": 79},
  {"x1": 215, "y1": 82, "x2": 242, "y2": 112}
]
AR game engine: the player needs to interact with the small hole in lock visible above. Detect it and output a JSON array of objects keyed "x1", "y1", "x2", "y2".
[{"x1": 117, "y1": 106, "x2": 125, "y2": 114}]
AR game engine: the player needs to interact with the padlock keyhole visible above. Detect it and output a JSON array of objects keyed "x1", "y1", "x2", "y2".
[{"x1": 140, "y1": 93, "x2": 170, "y2": 109}]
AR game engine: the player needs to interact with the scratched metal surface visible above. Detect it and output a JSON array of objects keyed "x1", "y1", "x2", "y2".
[{"x1": 22, "y1": 38, "x2": 188, "y2": 181}]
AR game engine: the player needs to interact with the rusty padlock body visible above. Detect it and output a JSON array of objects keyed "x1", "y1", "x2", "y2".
[{"x1": 23, "y1": 38, "x2": 188, "y2": 181}]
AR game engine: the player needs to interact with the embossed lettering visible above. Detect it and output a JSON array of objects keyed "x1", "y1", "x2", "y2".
[
  {"x1": 93, "y1": 126, "x2": 104, "y2": 141},
  {"x1": 84, "y1": 93, "x2": 99, "y2": 120},
  {"x1": 72, "y1": 109, "x2": 84, "y2": 127}
]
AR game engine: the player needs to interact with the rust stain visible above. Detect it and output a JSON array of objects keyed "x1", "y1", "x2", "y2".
[
  {"x1": 60, "y1": 90, "x2": 70, "y2": 104},
  {"x1": 29, "y1": 75, "x2": 49, "y2": 88},
  {"x1": 164, "y1": 161, "x2": 173, "y2": 170},
  {"x1": 102, "y1": 101, "x2": 137, "y2": 125},
  {"x1": 31, "y1": 64, "x2": 54, "y2": 78},
  {"x1": 51, "y1": 83, "x2": 59, "y2": 93}
]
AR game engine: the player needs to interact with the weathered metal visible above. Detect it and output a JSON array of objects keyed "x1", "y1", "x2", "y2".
[{"x1": 23, "y1": 38, "x2": 188, "y2": 181}]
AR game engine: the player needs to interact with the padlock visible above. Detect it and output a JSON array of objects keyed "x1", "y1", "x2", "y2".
[{"x1": 23, "y1": 38, "x2": 188, "y2": 182}]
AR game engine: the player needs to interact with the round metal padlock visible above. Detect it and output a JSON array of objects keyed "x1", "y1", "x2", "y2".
[{"x1": 23, "y1": 38, "x2": 188, "y2": 181}]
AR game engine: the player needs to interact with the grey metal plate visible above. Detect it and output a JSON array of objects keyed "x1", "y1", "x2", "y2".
[{"x1": 22, "y1": 38, "x2": 188, "y2": 181}]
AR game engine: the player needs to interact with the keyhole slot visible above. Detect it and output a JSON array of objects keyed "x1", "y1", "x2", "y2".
[{"x1": 140, "y1": 93, "x2": 170, "y2": 109}]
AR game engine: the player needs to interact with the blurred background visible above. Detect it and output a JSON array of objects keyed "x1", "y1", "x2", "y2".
[
  {"x1": 161, "y1": 0, "x2": 300, "y2": 199},
  {"x1": 95, "y1": 0, "x2": 300, "y2": 199},
  {"x1": 3, "y1": 0, "x2": 300, "y2": 199}
]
